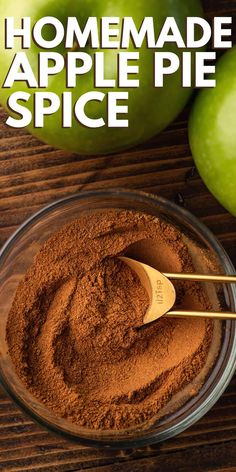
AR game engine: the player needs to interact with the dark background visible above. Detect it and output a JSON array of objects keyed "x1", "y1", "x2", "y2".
[{"x1": 0, "y1": 0, "x2": 236, "y2": 470}]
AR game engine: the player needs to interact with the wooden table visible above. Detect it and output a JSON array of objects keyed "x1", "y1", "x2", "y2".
[{"x1": 0, "y1": 1, "x2": 236, "y2": 470}]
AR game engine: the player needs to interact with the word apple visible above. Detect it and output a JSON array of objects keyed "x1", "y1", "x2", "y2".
[
  {"x1": 0, "y1": 0, "x2": 203, "y2": 155},
  {"x1": 189, "y1": 46, "x2": 236, "y2": 216}
]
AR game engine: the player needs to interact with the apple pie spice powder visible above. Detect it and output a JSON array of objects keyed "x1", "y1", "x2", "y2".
[{"x1": 6, "y1": 210, "x2": 221, "y2": 430}]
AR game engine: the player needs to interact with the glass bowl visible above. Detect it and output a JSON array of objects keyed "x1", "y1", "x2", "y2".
[{"x1": 0, "y1": 189, "x2": 236, "y2": 449}]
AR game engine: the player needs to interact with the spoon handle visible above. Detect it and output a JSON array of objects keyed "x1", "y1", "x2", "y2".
[
  {"x1": 166, "y1": 310, "x2": 236, "y2": 319},
  {"x1": 164, "y1": 273, "x2": 236, "y2": 283}
]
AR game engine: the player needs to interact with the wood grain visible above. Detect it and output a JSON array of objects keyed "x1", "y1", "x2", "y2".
[{"x1": 0, "y1": 0, "x2": 236, "y2": 470}]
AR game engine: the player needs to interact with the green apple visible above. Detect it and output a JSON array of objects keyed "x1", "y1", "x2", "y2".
[
  {"x1": 189, "y1": 46, "x2": 236, "y2": 216},
  {"x1": 0, "y1": 0, "x2": 203, "y2": 155}
]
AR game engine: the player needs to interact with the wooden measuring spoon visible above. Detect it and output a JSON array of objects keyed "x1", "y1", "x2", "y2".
[{"x1": 119, "y1": 257, "x2": 236, "y2": 324}]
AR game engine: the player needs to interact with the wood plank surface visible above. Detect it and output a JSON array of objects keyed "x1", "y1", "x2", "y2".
[{"x1": 0, "y1": 0, "x2": 236, "y2": 470}]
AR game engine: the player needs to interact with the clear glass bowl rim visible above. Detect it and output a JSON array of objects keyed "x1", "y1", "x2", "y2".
[{"x1": 0, "y1": 188, "x2": 236, "y2": 449}]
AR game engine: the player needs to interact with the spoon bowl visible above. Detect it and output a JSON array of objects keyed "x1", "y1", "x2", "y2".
[{"x1": 119, "y1": 256, "x2": 176, "y2": 324}]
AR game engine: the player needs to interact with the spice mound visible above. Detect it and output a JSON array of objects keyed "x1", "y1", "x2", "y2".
[{"x1": 6, "y1": 210, "x2": 221, "y2": 430}]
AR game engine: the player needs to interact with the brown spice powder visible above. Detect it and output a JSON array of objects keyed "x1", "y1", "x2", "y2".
[{"x1": 6, "y1": 210, "x2": 221, "y2": 430}]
